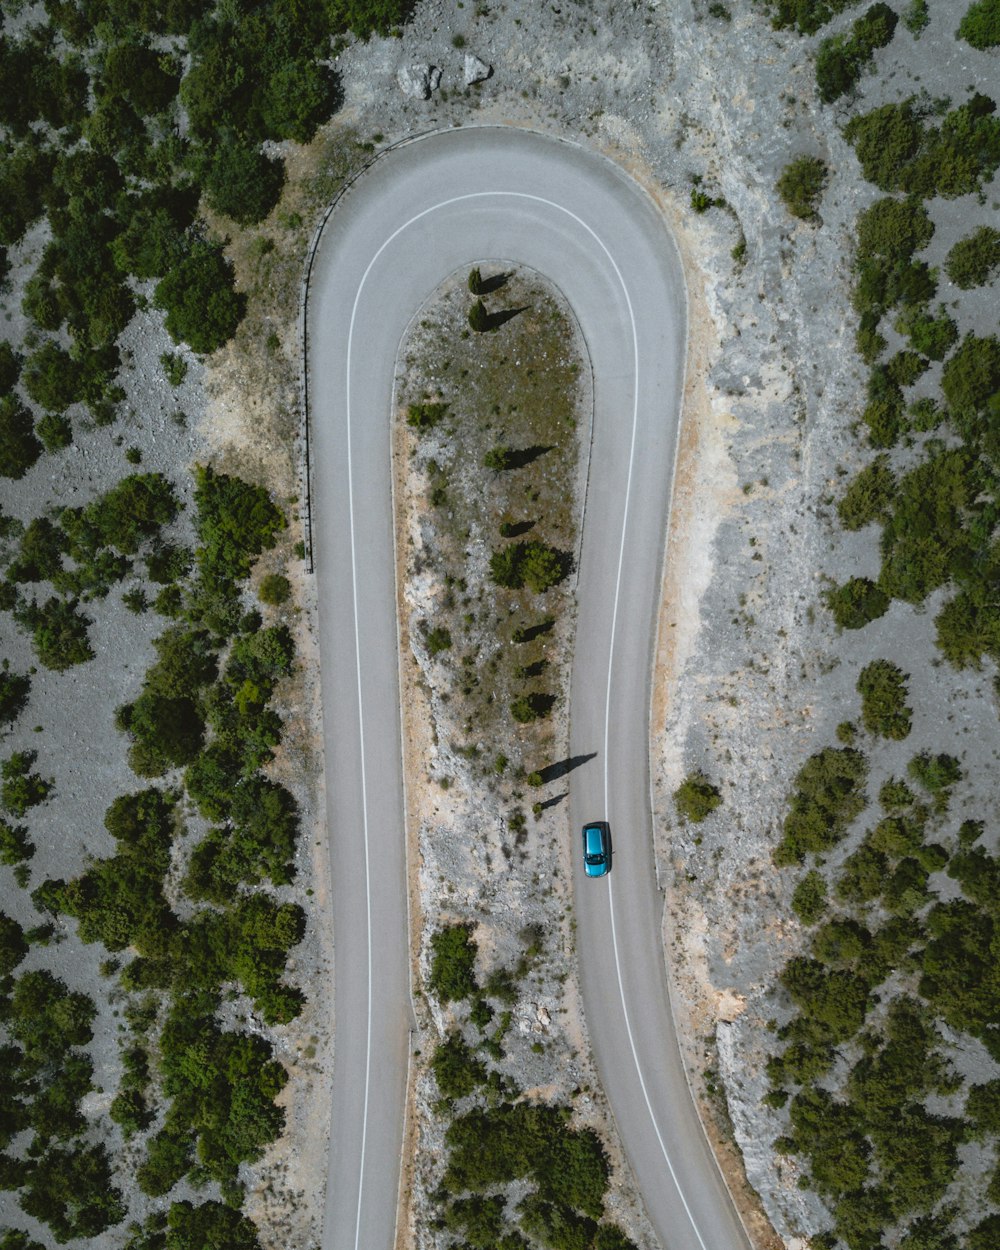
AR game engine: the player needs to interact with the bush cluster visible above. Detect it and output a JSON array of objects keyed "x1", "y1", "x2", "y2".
[{"x1": 814, "y1": 3, "x2": 897, "y2": 103}]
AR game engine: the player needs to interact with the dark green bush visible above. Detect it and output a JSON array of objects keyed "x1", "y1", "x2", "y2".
[
  {"x1": 940, "y1": 333, "x2": 1000, "y2": 420},
  {"x1": 36, "y1": 412, "x2": 73, "y2": 453},
  {"x1": 1, "y1": 750, "x2": 53, "y2": 817},
  {"x1": 673, "y1": 771, "x2": 722, "y2": 822},
  {"x1": 0, "y1": 817, "x2": 33, "y2": 864},
  {"x1": 0, "y1": 669, "x2": 30, "y2": 730},
  {"x1": 945, "y1": 225, "x2": 1000, "y2": 288},
  {"x1": 98, "y1": 37, "x2": 180, "y2": 115},
  {"x1": 0, "y1": 394, "x2": 42, "y2": 480},
  {"x1": 893, "y1": 304, "x2": 958, "y2": 361},
  {"x1": 406, "y1": 400, "x2": 448, "y2": 429},
  {"x1": 490, "y1": 541, "x2": 568, "y2": 593},
  {"x1": 857, "y1": 659, "x2": 912, "y2": 739},
  {"x1": 958, "y1": 0, "x2": 1000, "y2": 47},
  {"x1": 431, "y1": 1032, "x2": 488, "y2": 1100},
  {"x1": 907, "y1": 751, "x2": 961, "y2": 795},
  {"x1": 791, "y1": 870, "x2": 828, "y2": 924},
  {"x1": 776, "y1": 155, "x2": 828, "y2": 219},
  {"x1": 203, "y1": 142, "x2": 286, "y2": 226},
  {"x1": 815, "y1": 3, "x2": 897, "y2": 103},
  {"x1": 510, "y1": 692, "x2": 555, "y2": 723},
  {"x1": 0, "y1": 910, "x2": 28, "y2": 976},
  {"x1": 193, "y1": 466, "x2": 286, "y2": 588},
  {"x1": 774, "y1": 746, "x2": 868, "y2": 865},
  {"x1": 837, "y1": 456, "x2": 894, "y2": 530},
  {"x1": 0, "y1": 340, "x2": 22, "y2": 390},
  {"x1": 763, "y1": 0, "x2": 862, "y2": 35},
  {"x1": 117, "y1": 690, "x2": 205, "y2": 776},
  {"x1": 469, "y1": 298, "x2": 490, "y2": 332},
  {"x1": 154, "y1": 241, "x2": 245, "y2": 354},
  {"x1": 429, "y1": 923, "x2": 479, "y2": 1002},
  {"x1": 824, "y1": 577, "x2": 889, "y2": 630},
  {"x1": 17, "y1": 1143, "x2": 124, "y2": 1243}
]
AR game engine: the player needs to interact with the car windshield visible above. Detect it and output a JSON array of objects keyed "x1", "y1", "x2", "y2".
[{"x1": 585, "y1": 852, "x2": 604, "y2": 864}]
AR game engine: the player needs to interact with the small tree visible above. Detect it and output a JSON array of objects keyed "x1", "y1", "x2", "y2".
[
  {"x1": 2, "y1": 751, "x2": 53, "y2": 817},
  {"x1": 945, "y1": 225, "x2": 1000, "y2": 289},
  {"x1": 857, "y1": 659, "x2": 912, "y2": 739},
  {"x1": 468, "y1": 298, "x2": 489, "y2": 333},
  {"x1": 777, "y1": 156, "x2": 828, "y2": 220},
  {"x1": 0, "y1": 395, "x2": 42, "y2": 480},
  {"x1": 674, "y1": 771, "x2": 722, "y2": 823},
  {"x1": 467, "y1": 266, "x2": 483, "y2": 294},
  {"x1": 958, "y1": 0, "x2": 1000, "y2": 49}
]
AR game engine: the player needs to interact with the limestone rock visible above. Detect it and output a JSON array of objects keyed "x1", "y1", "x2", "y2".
[
  {"x1": 398, "y1": 63, "x2": 435, "y2": 99},
  {"x1": 463, "y1": 53, "x2": 492, "y2": 85}
]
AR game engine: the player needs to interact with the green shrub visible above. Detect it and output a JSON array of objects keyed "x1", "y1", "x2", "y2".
[
  {"x1": 1, "y1": 750, "x2": 53, "y2": 816},
  {"x1": 0, "y1": 394, "x2": 42, "y2": 480},
  {"x1": 154, "y1": 241, "x2": 245, "y2": 354},
  {"x1": 885, "y1": 349, "x2": 928, "y2": 388},
  {"x1": 844, "y1": 94, "x2": 1000, "y2": 198},
  {"x1": 490, "y1": 541, "x2": 567, "y2": 593},
  {"x1": 958, "y1": 0, "x2": 1000, "y2": 47},
  {"x1": 791, "y1": 870, "x2": 828, "y2": 924},
  {"x1": 510, "y1": 692, "x2": 555, "y2": 723},
  {"x1": 857, "y1": 659, "x2": 912, "y2": 739},
  {"x1": 258, "y1": 573, "x2": 291, "y2": 605},
  {"x1": 774, "y1": 746, "x2": 868, "y2": 865},
  {"x1": 777, "y1": 156, "x2": 828, "y2": 219},
  {"x1": 837, "y1": 456, "x2": 894, "y2": 530},
  {"x1": 406, "y1": 400, "x2": 448, "y2": 429},
  {"x1": 193, "y1": 465, "x2": 286, "y2": 588},
  {"x1": 469, "y1": 298, "x2": 490, "y2": 332},
  {"x1": 907, "y1": 751, "x2": 961, "y2": 795},
  {"x1": 893, "y1": 304, "x2": 958, "y2": 360},
  {"x1": 814, "y1": 3, "x2": 897, "y2": 103},
  {"x1": 902, "y1": 0, "x2": 929, "y2": 34},
  {"x1": 0, "y1": 910, "x2": 28, "y2": 977},
  {"x1": 673, "y1": 771, "x2": 722, "y2": 822},
  {"x1": 109, "y1": 1087, "x2": 153, "y2": 1138},
  {"x1": 0, "y1": 817, "x2": 33, "y2": 864},
  {"x1": 203, "y1": 141, "x2": 286, "y2": 226},
  {"x1": 941, "y1": 333, "x2": 1000, "y2": 419},
  {"x1": 432, "y1": 1032, "x2": 488, "y2": 1100},
  {"x1": 468, "y1": 266, "x2": 483, "y2": 294},
  {"x1": 36, "y1": 412, "x2": 73, "y2": 453},
  {"x1": 763, "y1": 0, "x2": 863, "y2": 35},
  {"x1": 424, "y1": 624, "x2": 452, "y2": 656},
  {"x1": 17, "y1": 1142, "x2": 124, "y2": 1243},
  {"x1": 824, "y1": 577, "x2": 889, "y2": 629},
  {"x1": 810, "y1": 917, "x2": 871, "y2": 968},
  {"x1": 0, "y1": 669, "x2": 30, "y2": 730},
  {"x1": 16, "y1": 596, "x2": 94, "y2": 670},
  {"x1": 945, "y1": 225, "x2": 1000, "y2": 288},
  {"x1": 429, "y1": 923, "x2": 479, "y2": 1002}
]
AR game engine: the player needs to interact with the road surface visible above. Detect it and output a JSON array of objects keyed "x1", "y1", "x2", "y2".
[{"x1": 306, "y1": 125, "x2": 752, "y2": 1250}]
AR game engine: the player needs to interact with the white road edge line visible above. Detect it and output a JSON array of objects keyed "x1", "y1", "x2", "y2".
[{"x1": 343, "y1": 187, "x2": 706, "y2": 1250}]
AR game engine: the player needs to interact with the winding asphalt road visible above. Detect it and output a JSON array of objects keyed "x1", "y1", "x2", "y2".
[{"x1": 307, "y1": 127, "x2": 751, "y2": 1250}]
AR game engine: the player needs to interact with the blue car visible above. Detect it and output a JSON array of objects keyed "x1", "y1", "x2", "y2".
[{"x1": 581, "y1": 821, "x2": 612, "y2": 877}]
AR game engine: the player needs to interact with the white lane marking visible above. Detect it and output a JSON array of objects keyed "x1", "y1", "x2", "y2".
[{"x1": 342, "y1": 187, "x2": 704, "y2": 1250}]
